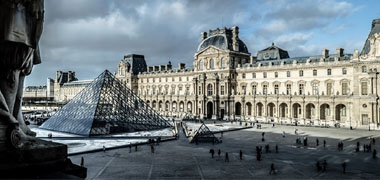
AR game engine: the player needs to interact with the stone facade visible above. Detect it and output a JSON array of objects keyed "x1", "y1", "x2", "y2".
[{"x1": 116, "y1": 20, "x2": 380, "y2": 129}]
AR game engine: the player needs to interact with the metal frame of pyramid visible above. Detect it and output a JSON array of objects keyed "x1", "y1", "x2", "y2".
[
  {"x1": 40, "y1": 70, "x2": 172, "y2": 136},
  {"x1": 190, "y1": 122, "x2": 218, "y2": 143}
]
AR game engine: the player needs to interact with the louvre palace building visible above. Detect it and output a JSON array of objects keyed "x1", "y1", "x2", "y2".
[
  {"x1": 25, "y1": 19, "x2": 380, "y2": 129},
  {"x1": 114, "y1": 19, "x2": 380, "y2": 129}
]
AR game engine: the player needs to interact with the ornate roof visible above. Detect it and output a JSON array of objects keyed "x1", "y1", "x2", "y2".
[
  {"x1": 256, "y1": 43, "x2": 290, "y2": 61},
  {"x1": 361, "y1": 19, "x2": 380, "y2": 56},
  {"x1": 197, "y1": 27, "x2": 249, "y2": 53}
]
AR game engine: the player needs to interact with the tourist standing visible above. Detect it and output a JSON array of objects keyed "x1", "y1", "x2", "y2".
[
  {"x1": 218, "y1": 149, "x2": 221, "y2": 157},
  {"x1": 316, "y1": 138, "x2": 319, "y2": 146},
  {"x1": 322, "y1": 160, "x2": 327, "y2": 171},
  {"x1": 225, "y1": 152, "x2": 229, "y2": 162},
  {"x1": 269, "y1": 163, "x2": 276, "y2": 174},
  {"x1": 342, "y1": 162, "x2": 346, "y2": 174},
  {"x1": 151, "y1": 144, "x2": 154, "y2": 153},
  {"x1": 210, "y1": 148, "x2": 215, "y2": 158},
  {"x1": 323, "y1": 140, "x2": 326, "y2": 148},
  {"x1": 275, "y1": 144, "x2": 278, "y2": 153},
  {"x1": 240, "y1": 150, "x2": 243, "y2": 160},
  {"x1": 373, "y1": 149, "x2": 377, "y2": 159}
]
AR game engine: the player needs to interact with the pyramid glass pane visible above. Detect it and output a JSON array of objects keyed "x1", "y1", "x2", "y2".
[{"x1": 40, "y1": 70, "x2": 172, "y2": 136}]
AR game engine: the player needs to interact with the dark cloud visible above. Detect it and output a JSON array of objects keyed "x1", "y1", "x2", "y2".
[{"x1": 25, "y1": 0, "x2": 359, "y2": 86}]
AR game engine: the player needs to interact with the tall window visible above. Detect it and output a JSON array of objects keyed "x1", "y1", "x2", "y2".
[
  {"x1": 362, "y1": 66, "x2": 367, "y2": 73},
  {"x1": 252, "y1": 73, "x2": 256, "y2": 78},
  {"x1": 221, "y1": 58, "x2": 226, "y2": 68},
  {"x1": 327, "y1": 69, "x2": 331, "y2": 75},
  {"x1": 312, "y1": 83, "x2": 318, "y2": 95},
  {"x1": 210, "y1": 59, "x2": 214, "y2": 69},
  {"x1": 207, "y1": 84, "x2": 213, "y2": 96},
  {"x1": 299, "y1": 70, "x2": 303, "y2": 77},
  {"x1": 274, "y1": 85, "x2": 279, "y2": 95},
  {"x1": 221, "y1": 85, "x2": 225, "y2": 95},
  {"x1": 287, "y1": 71, "x2": 291, "y2": 77},
  {"x1": 327, "y1": 83, "x2": 332, "y2": 95},
  {"x1": 242, "y1": 85, "x2": 246, "y2": 95},
  {"x1": 286, "y1": 84, "x2": 291, "y2": 95},
  {"x1": 313, "y1": 70, "x2": 317, "y2": 76},
  {"x1": 252, "y1": 85, "x2": 257, "y2": 95},
  {"x1": 361, "y1": 82, "x2": 368, "y2": 95},
  {"x1": 342, "y1": 68, "x2": 347, "y2": 75},
  {"x1": 299, "y1": 84, "x2": 304, "y2": 95},
  {"x1": 199, "y1": 86, "x2": 201, "y2": 95},
  {"x1": 275, "y1": 72, "x2": 278, "y2": 78},
  {"x1": 199, "y1": 60, "x2": 203, "y2": 70},
  {"x1": 263, "y1": 72, "x2": 267, "y2": 78},
  {"x1": 342, "y1": 82, "x2": 348, "y2": 95},
  {"x1": 263, "y1": 85, "x2": 267, "y2": 95},
  {"x1": 242, "y1": 73, "x2": 246, "y2": 79}
]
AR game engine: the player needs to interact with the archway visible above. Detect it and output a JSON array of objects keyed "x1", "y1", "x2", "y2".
[
  {"x1": 187, "y1": 101, "x2": 192, "y2": 113},
  {"x1": 257, "y1": 102, "x2": 264, "y2": 116},
  {"x1": 292, "y1": 103, "x2": 301, "y2": 118},
  {"x1": 246, "y1": 102, "x2": 252, "y2": 116},
  {"x1": 235, "y1": 102, "x2": 242, "y2": 116},
  {"x1": 267, "y1": 103, "x2": 275, "y2": 117},
  {"x1": 306, "y1": 103, "x2": 315, "y2": 119},
  {"x1": 152, "y1": 101, "x2": 157, "y2": 110},
  {"x1": 207, "y1": 102, "x2": 213, "y2": 119},
  {"x1": 165, "y1": 101, "x2": 170, "y2": 111},
  {"x1": 179, "y1": 101, "x2": 184, "y2": 112},
  {"x1": 172, "y1": 101, "x2": 177, "y2": 112},
  {"x1": 335, "y1": 104, "x2": 346, "y2": 121},
  {"x1": 159, "y1": 101, "x2": 163, "y2": 111},
  {"x1": 279, "y1": 103, "x2": 287, "y2": 118},
  {"x1": 320, "y1": 104, "x2": 330, "y2": 120}
]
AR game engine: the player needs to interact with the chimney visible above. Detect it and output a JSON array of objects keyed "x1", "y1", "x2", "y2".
[
  {"x1": 179, "y1": 63, "x2": 186, "y2": 69},
  {"x1": 154, "y1": 66, "x2": 159, "y2": 71},
  {"x1": 201, "y1": 32, "x2": 207, "y2": 41},
  {"x1": 55, "y1": 71, "x2": 61, "y2": 82},
  {"x1": 232, "y1": 26, "x2": 239, "y2": 51},
  {"x1": 336, "y1": 48, "x2": 344, "y2": 57},
  {"x1": 166, "y1": 61, "x2": 172, "y2": 70},
  {"x1": 322, "y1": 49, "x2": 329, "y2": 58}
]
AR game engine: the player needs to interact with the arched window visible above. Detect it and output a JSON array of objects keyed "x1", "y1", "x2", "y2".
[
  {"x1": 221, "y1": 58, "x2": 226, "y2": 68},
  {"x1": 210, "y1": 59, "x2": 214, "y2": 69},
  {"x1": 207, "y1": 84, "x2": 213, "y2": 96}
]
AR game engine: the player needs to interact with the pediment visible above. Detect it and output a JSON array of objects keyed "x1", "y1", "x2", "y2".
[{"x1": 196, "y1": 46, "x2": 224, "y2": 56}]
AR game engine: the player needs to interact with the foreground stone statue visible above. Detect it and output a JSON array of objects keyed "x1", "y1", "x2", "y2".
[
  {"x1": 0, "y1": 0, "x2": 43, "y2": 149},
  {"x1": 0, "y1": 0, "x2": 86, "y2": 178}
]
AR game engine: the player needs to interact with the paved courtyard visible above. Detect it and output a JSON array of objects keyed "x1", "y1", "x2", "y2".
[{"x1": 70, "y1": 123, "x2": 380, "y2": 179}]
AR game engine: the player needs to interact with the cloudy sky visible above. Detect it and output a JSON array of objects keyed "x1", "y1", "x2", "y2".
[{"x1": 26, "y1": 0, "x2": 380, "y2": 86}]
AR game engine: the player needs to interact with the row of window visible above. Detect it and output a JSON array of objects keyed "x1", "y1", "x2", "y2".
[
  {"x1": 142, "y1": 76, "x2": 191, "y2": 83},
  {"x1": 244, "y1": 68, "x2": 348, "y2": 79}
]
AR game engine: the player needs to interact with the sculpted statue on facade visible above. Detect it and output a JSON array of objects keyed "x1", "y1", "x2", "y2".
[{"x1": 0, "y1": 0, "x2": 44, "y2": 148}]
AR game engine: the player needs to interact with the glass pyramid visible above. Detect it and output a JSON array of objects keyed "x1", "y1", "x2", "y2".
[
  {"x1": 190, "y1": 122, "x2": 218, "y2": 143},
  {"x1": 40, "y1": 70, "x2": 172, "y2": 136}
]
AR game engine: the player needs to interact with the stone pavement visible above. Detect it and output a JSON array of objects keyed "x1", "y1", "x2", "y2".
[{"x1": 70, "y1": 123, "x2": 380, "y2": 179}]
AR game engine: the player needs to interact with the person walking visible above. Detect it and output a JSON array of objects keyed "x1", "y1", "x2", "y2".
[
  {"x1": 322, "y1": 160, "x2": 327, "y2": 172},
  {"x1": 275, "y1": 144, "x2": 278, "y2": 153},
  {"x1": 135, "y1": 144, "x2": 138, "y2": 152},
  {"x1": 129, "y1": 145, "x2": 132, "y2": 153},
  {"x1": 218, "y1": 149, "x2": 221, "y2": 157},
  {"x1": 316, "y1": 138, "x2": 319, "y2": 146},
  {"x1": 239, "y1": 150, "x2": 243, "y2": 160},
  {"x1": 210, "y1": 148, "x2": 215, "y2": 158},
  {"x1": 151, "y1": 144, "x2": 154, "y2": 153},
  {"x1": 373, "y1": 149, "x2": 377, "y2": 159},
  {"x1": 80, "y1": 157, "x2": 84, "y2": 167},
  {"x1": 342, "y1": 162, "x2": 346, "y2": 174},
  {"x1": 316, "y1": 161, "x2": 321, "y2": 171},
  {"x1": 282, "y1": 131, "x2": 286, "y2": 138},
  {"x1": 269, "y1": 163, "x2": 276, "y2": 174},
  {"x1": 323, "y1": 140, "x2": 326, "y2": 148},
  {"x1": 225, "y1": 152, "x2": 229, "y2": 162}
]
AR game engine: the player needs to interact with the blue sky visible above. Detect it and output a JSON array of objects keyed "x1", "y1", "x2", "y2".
[{"x1": 25, "y1": 0, "x2": 380, "y2": 86}]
